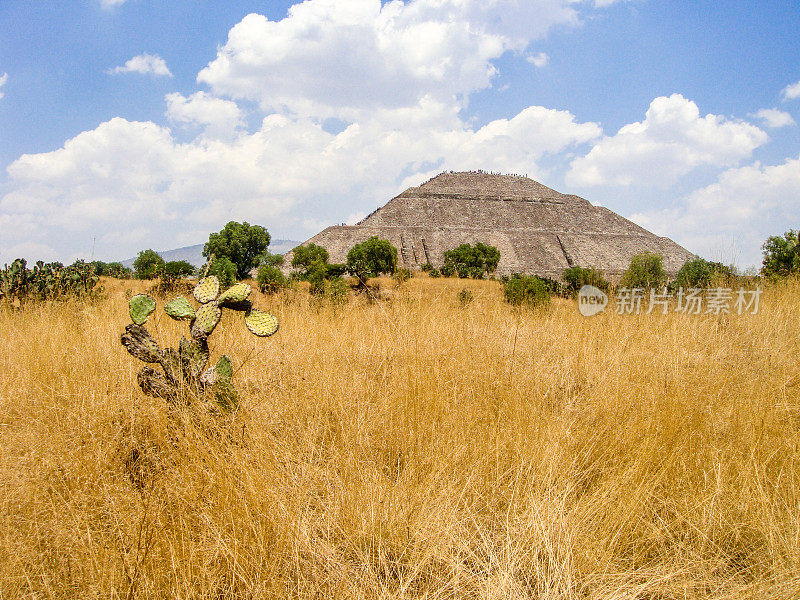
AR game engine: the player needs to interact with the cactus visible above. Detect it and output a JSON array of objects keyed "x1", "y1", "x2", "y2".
[
  {"x1": 121, "y1": 274, "x2": 278, "y2": 411},
  {"x1": 1, "y1": 258, "x2": 101, "y2": 305}
]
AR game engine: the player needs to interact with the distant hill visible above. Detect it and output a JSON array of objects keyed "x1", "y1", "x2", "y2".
[{"x1": 120, "y1": 239, "x2": 300, "y2": 270}]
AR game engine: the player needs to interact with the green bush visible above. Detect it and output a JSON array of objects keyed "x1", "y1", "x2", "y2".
[
  {"x1": 761, "y1": 229, "x2": 800, "y2": 277},
  {"x1": 323, "y1": 277, "x2": 350, "y2": 305},
  {"x1": 346, "y1": 237, "x2": 398, "y2": 283},
  {"x1": 420, "y1": 263, "x2": 433, "y2": 272},
  {"x1": 291, "y1": 244, "x2": 329, "y2": 275},
  {"x1": 133, "y1": 249, "x2": 165, "y2": 280},
  {"x1": 458, "y1": 289, "x2": 474, "y2": 307},
  {"x1": 257, "y1": 265, "x2": 287, "y2": 294},
  {"x1": 163, "y1": 260, "x2": 195, "y2": 278},
  {"x1": 442, "y1": 243, "x2": 500, "y2": 279},
  {"x1": 673, "y1": 258, "x2": 735, "y2": 288},
  {"x1": 204, "y1": 256, "x2": 237, "y2": 290},
  {"x1": 503, "y1": 275, "x2": 551, "y2": 308},
  {"x1": 260, "y1": 251, "x2": 285, "y2": 268},
  {"x1": 563, "y1": 266, "x2": 610, "y2": 296},
  {"x1": 428, "y1": 268, "x2": 441, "y2": 278},
  {"x1": 620, "y1": 252, "x2": 666, "y2": 289},
  {"x1": 394, "y1": 268, "x2": 412, "y2": 284}
]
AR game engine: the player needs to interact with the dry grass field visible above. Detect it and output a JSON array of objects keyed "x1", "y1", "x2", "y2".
[{"x1": 1, "y1": 275, "x2": 799, "y2": 599}]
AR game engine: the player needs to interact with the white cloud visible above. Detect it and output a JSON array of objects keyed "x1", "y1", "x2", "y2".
[
  {"x1": 108, "y1": 53, "x2": 172, "y2": 77},
  {"x1": 631, "y1": 156, "x2": 800, "y2": 267},
  {"x1": 527, "y1": 52, "x2": 549, "y2": 68},
  {"x1": 782, "y1": 80, "x2": 800, "y2": 101},
  {"x1": 0, "y1": 73, "x2": 7, "y2": 99},
  {"x1": 197, "y1": 0, "x2": 589, "y2": 119},
  {"x1": 101, "y1": 0, "x2": 127, "y2": 8},
  {"x1": 166, "y1": 92, "x2": 244, "y2": 140},
  {"x1": 751, "y1": 108, "x2": 795, "y2": 129},
  {"x1": 566, "y1": 94, "x2": 768, "y2": 187}
]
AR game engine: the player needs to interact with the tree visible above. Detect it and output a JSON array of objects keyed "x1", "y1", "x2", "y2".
[
  {"x1": 346, "y1": 237, "x2": 398, "y2": 283},
  {"x1": 133, "y1": 249, "x2": 165, "y2": 280},
  {"x1": 257, "y1": 265, "x2": 287, "y2": 294},
  {"x1": 674, "y1": 258, "x2": 735, "y2": 288},
  {"x1": 291, "y1": 244, "x2": 329, "y2": 275},
  {"x1": 442, "y1": 243, "x2": 500, "y2": 278},
  {"x1": 761, "y1": 229, "x2": 800, "y2": 277},
  {"x1": 620, "y1": 252, "x2": 666, "y2": 289},
  {"x1": 203, "y1": 221, "x2": 270, "y2": 280},
  {"x1": 163, "y1": 260, "x2": 196, "y2": 278},
  {"x1": 261, "y1": 251, "x2": 285, "y2": 268}
]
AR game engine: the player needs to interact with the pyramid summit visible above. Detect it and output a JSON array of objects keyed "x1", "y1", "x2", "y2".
[{"x1": 286, "y1": 171, "x2": 695, "y2": 278}]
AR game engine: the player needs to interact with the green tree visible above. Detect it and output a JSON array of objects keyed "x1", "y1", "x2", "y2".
[
  {"x1": 346, "y1": 237, "x2": 398, "y2": 283},
  {"x1": 203, "y1": 221, "x2": 270, "y2": 280},
  {"x1": 163, "y1": 260, "x2": 196, "y2": 278},
  {"x1": 620, "y1": 252, "x2": 666, "y2": 289},
  {"x1": 674, "y1": 258, "x2": 735, "y2": 288},
  {"x1": 291, "y1": 244, "x2": 329, "y2": 276},
  {"x1": 442, "y1": 243, "x2": 500, "y2": 278},
  {"x1": 761, "y1": 229, "x2": 800, "y2": 277},
  {"x1": 260, "y1": 251, "x2": 285, "y2": 268},
  {"x1": 133, "y1": 249, "x2": 165, "y2": 280}
]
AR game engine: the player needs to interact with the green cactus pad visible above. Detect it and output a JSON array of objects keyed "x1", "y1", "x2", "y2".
[
  {"x1": 179, "y1": 337, "x2": 209, "y2": 374},
  {"x1": 164, "y1": 296, "x2": 196, "y2": 320},
  {"x1": 191, "y1": 302, "x2": 222, "y2": 338},
  {"x1": 129, "y1": 294, "x2": 156, "y2": 325},
  {"x1": 121, "y1": 324, "x2": 163, "y2": 363},
  {"x1": 217, "y1": 282, "x2": 251, "y2": 306},
  {"x1": 244, "y1": 309, "x2": 279, "y2": 337},
  {"x1": 216, "y1": 355, "x2": 233, "y2": 381},
  {"x1": 193, "y1": 276, "x2": 220, "y2": 304}
]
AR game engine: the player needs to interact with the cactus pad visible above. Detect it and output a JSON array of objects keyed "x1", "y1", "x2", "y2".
[
  {"x1": 193, "y1": 276, "x2": 220, "y2": 304},
  {"x1": 217, "y1": 282, "x2": 251, "y2": 306},
  {"x1": 179, "y1": 337, "x2": 209, "y2": 375},
  {"x1": 121, "y1": 324, "x2": 163, "y2": 363},
  {"x1": 244, "y1": 309, "x2": 279, "y2": 337},
  {"x1": 129, "y1": 294, "x2": 156, "y2": 325},
  {"x1": 164, "y1": 296, "x2": 196, "y2": 320},
  {"x1": 191, "y1": 303, "x2": 222, "y2": 338}
]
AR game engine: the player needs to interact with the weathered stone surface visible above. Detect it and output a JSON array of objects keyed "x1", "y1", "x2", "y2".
[{"x1": 282, "y1": 171, "x2": 695, "y2": 278}]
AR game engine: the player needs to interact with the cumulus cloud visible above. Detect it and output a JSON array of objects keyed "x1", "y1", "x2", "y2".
[
  {"x1": 100, "y1": 0, "x2": 127, "y2": 8},
  {"x1": 751, "y1": 108, "x2": 795, "y2": 129},
  {"x1": 566, "y1": 94, "x2": 768, "y2": 187},
  {"x1": 782, "y1": 80, "x2": 800, "y2": 101},
  {"x1": 197, "y1": 0, "x2": 587, "y2": 118},
  {"x1": 108, "y1": 53, "x2": 172, "y2": 77},
  {"x1": 0, "y1": 73, "x2": 7, "y2": 99},
  {"x1": 631, "y1": 156, "x2": 800, "y2": 267},
  {"x1": 0, "y1": 99, "x2": 600, "y2": 260},
  {"x1": 527, "y1": 52, "x2": 549, "y2": 68},
  {"x1": 166, "y1": 92, "x2": 244, "y2": 139}
]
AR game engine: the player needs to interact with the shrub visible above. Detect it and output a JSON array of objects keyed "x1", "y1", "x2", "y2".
[
  {"x1": 440, "y1": 264, "x2": 454, "y2": 277},
  {"x1": 257, "y1": 265, "x2": 287, "y2": 294},
  {"x1": 133, "y1": 249, "x2": 165, "y2": 280},
  {"x1": 428, "y1": 268, "x2": 441, "y2": 278},
  {"x1": 620, "y1": 252, "x2": 666, "y2": 289},
  {"x1": 563, "y1": 266, "x2": 610, "y2": 296},
  {"x1": 260, "y1": 251, "x2": 285, "y2": 268},
  {"x1": 163, "y1": 260, "x2": 195, "y2": 279},
  {"x1": 674, "y1": 258, "x2": 736, "y2": 288},
  {"x1": 323, "y1": 277, "x2": 350, "y2": 305},
  {"x1": 442, "y1": 243, "x2": 500, "y2": 279},
  {"x1": 458, "y1": 289, "x2": 473, "y2": 307},
  {"x1": 204, "y1": 256, "x2": 237, "y2": 290},
  {"x1": 503, "y1": 275, "x2": 551, "y2": 308},
  {"x1": 394, "y1": 268, "x2": 412, "y2": 284},
  {"x1": 346, "y1": 237, "x2": 398, "y2": 283},
  {"x1": 420, "y1": 263, "x2": 433, "y2": 272},
  {"x1": 291, "y1": 244, "x2": 330, "y2": 275},
  {"x1": 761, "y1": 229, "x2": 800, "y2": 277},
  {"x1": 204, "y1": 221, "x2": 270, "y2": 280}
]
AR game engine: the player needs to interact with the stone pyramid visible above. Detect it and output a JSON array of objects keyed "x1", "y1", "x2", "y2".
[{"x1": 285, "y1": 171, "x2": 695, "y2": 278}]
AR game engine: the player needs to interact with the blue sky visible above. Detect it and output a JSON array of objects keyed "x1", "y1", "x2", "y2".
[{"x1": 1, "y1": 0, "x2": 798, "y2": 269}]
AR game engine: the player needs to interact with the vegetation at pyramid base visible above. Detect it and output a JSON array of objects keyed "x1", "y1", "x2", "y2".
[
  {"x1": 1, "y1": 258, "x2": 102, "y2": 304},
  {"x1": 503, "y1": 274, "x2": 552, "y2": 308},
  {"x1": 620, "y1": 252, "x2": 667, "y2": 289},
  {"x1": 673, "y1": 258, "x2": 736, "y2": 289},
  {"x1": 203, "y1": 221, "x2": 270, "y2": 280},
  {"x1": 441, "y1": 243, "x2": 500, "y2": 279},
  {"x1": 257, "y1": 265, "x2": 287, "y2": 294},
  {"x1": 562, "y1": 266, "x2": 610, "y2": 296},
  {"x1": 761, "y1": 229, "x2": 800, "y2": 277},
  {"x1": 346, "y1": 236, "x2": 398, "y2": 283}
]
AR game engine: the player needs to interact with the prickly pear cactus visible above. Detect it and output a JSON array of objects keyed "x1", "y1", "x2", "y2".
[{"x1": 120, "y1": 275, "x2": 278, "y2": 411}]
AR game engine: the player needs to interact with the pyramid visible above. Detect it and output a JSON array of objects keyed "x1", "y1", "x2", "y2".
[{"x1": 285, "y1": 171, "x2": 695, "y2": 278}]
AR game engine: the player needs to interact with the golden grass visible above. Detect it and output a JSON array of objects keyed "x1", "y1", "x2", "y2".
[{"x1": 1, "y1": 276, "x2": 799, "y2": 599}]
